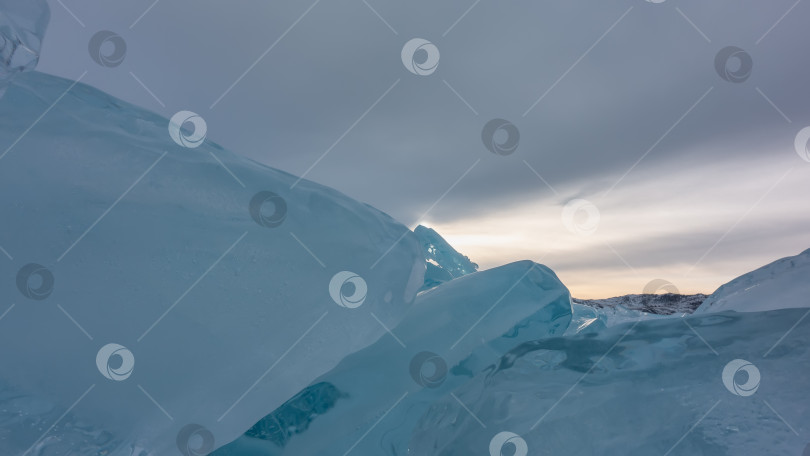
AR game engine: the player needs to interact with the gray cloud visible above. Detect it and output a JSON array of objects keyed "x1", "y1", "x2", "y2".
[
  {"x1": 34, "y1": 0, "x2": 810, "y2": 295},
  {"x1": 547, "y1": 219, "x2": 810, "y2": 273}
]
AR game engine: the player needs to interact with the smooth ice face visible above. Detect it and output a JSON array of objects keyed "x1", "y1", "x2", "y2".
[
  {"x1": 566, "y1": 300, "x2": 683, "y2": 336},
  {"x1": 409, "y1": 308, "x2": 810, "y2": 456},
  {"x1": 0, "y1": 0, "x2": 48, "y2": 95},
  {"x1": 565, "y1": 303, "x2": 606, "y2": 335},
  {"x1": 695, "y1": 248, "x2": 810, "y2": 313},
  {"x1": 215, "y1": 260, "x2": 572, "y2": 456},
  {"x1": 0, "y1": 72, "x2": 424, "y2": 456}
]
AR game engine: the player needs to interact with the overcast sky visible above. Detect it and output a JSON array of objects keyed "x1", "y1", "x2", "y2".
[{"x1": 37, "y1": 0, "x2": 810, "y2": 298}]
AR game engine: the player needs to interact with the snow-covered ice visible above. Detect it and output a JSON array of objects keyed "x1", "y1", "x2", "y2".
[
  {"x1": 695, "y1": 248, "x2": 810, "y2": 314},
  {"x1": 409, "y1": 307, "x2": 810, "y2": 456}
]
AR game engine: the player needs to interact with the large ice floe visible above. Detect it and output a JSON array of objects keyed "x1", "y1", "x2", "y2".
[
  {"x1": 0, "y1": 58, "x2": 423, "y2": 456},
  {"x1": 214, "y1": 261, "x2": 571, "y2": 455},
  {"x1": 1, "y1": 1, "x2": 809, "y2": 455}
]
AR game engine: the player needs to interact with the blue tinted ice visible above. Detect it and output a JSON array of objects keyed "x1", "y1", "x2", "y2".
[
  {"x1": 410, "y1": 308, "x2": 810, "y2": 456},
  {"x1": 0, "y1": 71, "x2": 424, "y2": 456},
  {"x1": 0, "y1": 0, "x2": 48, "y2": 96},
  {"x1": 414, "y1": 225, "x2": 478, "y2": 290},
  {"x1": 216, "y1": 261, "x2": 572, "y2": 455}
]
